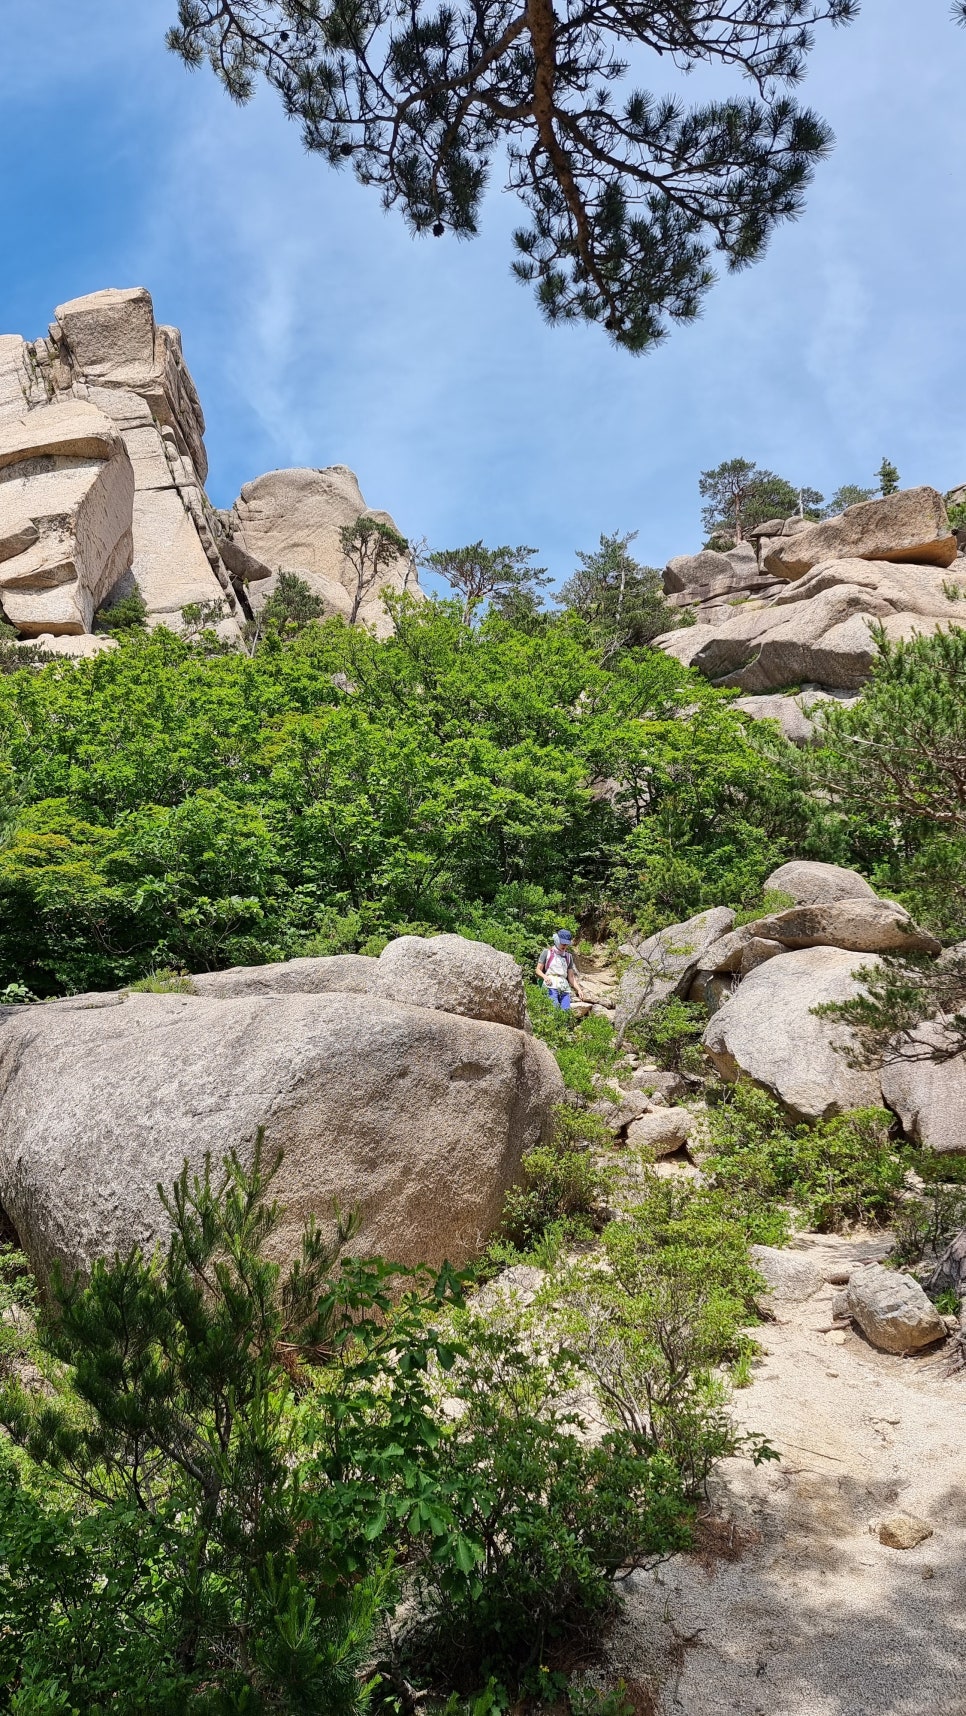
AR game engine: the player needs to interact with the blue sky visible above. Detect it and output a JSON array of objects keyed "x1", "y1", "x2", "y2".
[{"x1": 0, "y1": 0, "x2": 964, "y2": 591}]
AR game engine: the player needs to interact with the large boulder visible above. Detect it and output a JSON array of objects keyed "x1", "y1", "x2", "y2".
[
  {"x1": 702, "y1": 945, "x2": 883, "y2": 1121},
  {"x1": 762, "y1": 488, "x2": 957, "y2": 580},
  {"x1": 0, "y1": 956, "x2": 561, "y2": 1288},
  {"x1": 654, "y1": 558, "x2": 966, "y2": 694},
  {"x1": 372, "y1": 934, "x2": 526, "y2": 1029},
  {"x1": 732, "y1": 687, "x2": 859, "y2": 746},
  {"x1": 615, "y1": 907, "x2": 734, "y2": 1037},
  {"x1": 746, "y1": 900, "x2": 940, "y2": 957},
  {"x1": 228, "y1": 466, "x2": 418, "y2": 632},
  {"x1": 0, "y1": 401, "x2": 135, "y2": 634},
  {"x1": 845, "y1": 1263, "x2": 946, "y2": 1353},
  {"x1": 763, "y1": 860, "x2": 878, "y2": 906},
  {"x1": 879, "y1": 1027, "x2": 966, "y2": 1153}
]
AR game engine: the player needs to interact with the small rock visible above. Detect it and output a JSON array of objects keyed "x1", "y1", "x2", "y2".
[
  {"x1": 751, "y1": 1246, "x2": 823, "y2": 1306},
  {"x1": 846, "y1": 1264, "x2": 946, "y2": 1354},
  {"x1": 879, "y1": 1515, "x2": 934, "y2": 1550},
  {"x1": 831, "y1": 1289, "x2": 851, "y2": 1320},
  {"x1": 825, "y1": 1330, "x2": 847, "y2": 1345},
  {"x1": 825, "y1": 1266, "x2": 852, "y2": 1286},
  {"x1": 625, "y1": 1108, "x2": 693, "y2": 1158},
  {"x1": 922, "y1": 1566, "x2": 935, "y2": 1580}
]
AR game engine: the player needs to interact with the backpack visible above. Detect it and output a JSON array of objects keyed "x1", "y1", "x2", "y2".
[{"x1": 541, "y1": 947, "x2": 573, "y2": 986}]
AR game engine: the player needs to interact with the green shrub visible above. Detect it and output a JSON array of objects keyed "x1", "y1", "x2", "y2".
[
  {"x1": 127, "y1": 967, "x2": 196, "y2": 993},
  {"x1": 495, "y1": 1107, "x2": 612, "y2": 1259},
  {"x1": 553, "y1": 1172, "x2": 779, "y2": 1495},
  {"x1": 94, "y1": 590, "x2": 148, "y2": 634},
  {"x1": 393, "y1": 1315, "x2": 693, "y2": 1693},
  {"x1": 627, "y1": 997, "x2": 707, "y2": 1075},
  {"x1": 704, "y1": 1082, "x2": 903, "y2": 1231}
]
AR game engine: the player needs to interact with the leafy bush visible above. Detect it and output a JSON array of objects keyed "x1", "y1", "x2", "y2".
[
  {"x1": 393, "y1": 1315, "x2": 692, "y2": 1693},
  {"x1": 627, "y1": 997, "x2": 707, "y2": 1076},
  {"x1": 704, "y1": 1082, "x2": 903, "y2": 1231},
  {"x1": 0, "y1": 1138, "x2": 468, "y2": 1711},
  {"x1": 494, "y1": 1107, "x2": 612, "y2": 1259},
  {"x1": 554, "y1": 1171, "x2": 779, "y2": 1495}
]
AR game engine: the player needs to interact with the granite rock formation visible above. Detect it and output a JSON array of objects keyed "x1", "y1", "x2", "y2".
[{"x1": 0, "y1": 288, "x2": 417, "y2": 650}]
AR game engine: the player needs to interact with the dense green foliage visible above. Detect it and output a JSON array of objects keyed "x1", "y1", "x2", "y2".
[
  {"x1": 0, "y1": 600, "x2": 820, "y2": 996},
  {"x1": 558, "y1": 532, "x2": 684, "y2": 655},
  {"x1": 0, "y1": 1144, "x2": 705, "y2": 1709},
  {"x1": 811, "y1": 625, "x2": 966, "y2": 938},
  {"x1": 704, "y1": 1082, "x2": 903, "y2": 1232}
]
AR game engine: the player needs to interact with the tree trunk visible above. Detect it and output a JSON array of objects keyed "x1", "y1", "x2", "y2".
[{"x1": 927, "y1": 1226, "x2": 966, "y2": 1299}]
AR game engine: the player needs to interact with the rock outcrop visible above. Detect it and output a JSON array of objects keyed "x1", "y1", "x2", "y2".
[
  {"x1": 655, "y1": 486, "x2": 966, "y2": 718},
  {"x1": 760, "y1": 488, "x2": 957, "y2": 581},
  {"x1": 226, "y1": 466, "x2": 417, "y2": 639},
  {"x1": 0, "y1": 289, "x2": 418, "y2": 649},
  {"x1": 0, "y1": 937, "x2": 560, "y2": 1286},
  {"x1": 615, "y1": 907, "x2": 734, "y2": 1036},
  {"x1": 878, "y1": 1025, "x2": 966, "y2": 1153},
  {"x1": 702, "y1": 945, "x2": 884, "y2": 1121}
]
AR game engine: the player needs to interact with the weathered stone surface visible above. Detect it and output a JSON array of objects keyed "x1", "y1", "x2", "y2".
[
  {"x1": 879, "y1": 1026, "x2": 966, "y2": 1153},
  {"x1": 693, "y1": 926, "x2": 784, "y2": 975},
  {"x1": 763, "y1": 488, "x2": 956, "y2": 580},
  {"x1": 879, "y1": 1515, "x2": 934, "y2": 1550},
  {"x1": 0, "y1": 290, "x2": 421, "y2": 643},
  {"x1": 615, "y1": 908, "x2": 735, "y2": 1036},
  {"x1": 654, "y1": 557, "x2": 966, "y2": 694},
  {"x1": 751, "y1": 1245, "x2": 824, "y2": 1306},
  {"x1": 764, "y1": 860, "x2": 878, "y2": 907},
  {"x1": 846, "y1": 1264, "x2": 945, "y2": 1354},
  {"x1": 372, "y1": 934, "x2": 526, "y2": 1029},
  {"x1": 190, "y1": 953, "x2": 377, "y2": 1000},
  {"x1": 702, "y1": 946, "x2": 882, "y2": 1121},
  {"x1": 625, "y1": 1107, "x2": 693, "y2": 1157},
  {"x1": 0, "y1": 976, "x2": 561, "y2": 1286},
  {"x1": 0, "y1": 402, "x2": 135, "y2": 633},
  {"x1": 230, "y1": 466, "x2": 416, "y2": 618},
  {"x1": 55, "y1": 288, "x2": 208, "y2": 482},
  {"x1": 747, "y1": 900, "x2": 940, "y2": 957},
  {"x1": 664, "y1": 550, "x2": 734, "y2": 594},
  {"x1": 733, "y1": 686, "x2": 859, "y2": 745}
]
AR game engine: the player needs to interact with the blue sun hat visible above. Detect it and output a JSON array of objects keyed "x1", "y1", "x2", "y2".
[{"x1": 555, "y1": 929, "x2": 573, "y2": 945}]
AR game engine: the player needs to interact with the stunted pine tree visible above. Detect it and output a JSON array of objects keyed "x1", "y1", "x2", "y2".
[
  {"x1": 424, "y1": 541, "x2": 549, "y2": 624},
  {"x1": 560, "y1": 531, "x2": 676, "y2": 656},
  {"x1": 166, "y1": 1, "x2": 857, "y2": 352},
  {"x1": 699, "y1": 459, "x2": 811, "y2": 545},
  {"x1": 339, "y1": 514, "x2": 410, "y2": 622}
]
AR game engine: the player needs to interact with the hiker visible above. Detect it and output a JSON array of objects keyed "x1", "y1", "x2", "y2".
[{"x1": 535, "y1": 930, "x2": 586, "y2": 1012}]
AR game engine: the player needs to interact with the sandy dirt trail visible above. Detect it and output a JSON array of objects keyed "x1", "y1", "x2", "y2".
[{"x1": 604, "y1": 1231, "x2": 966, "y2": 1716}]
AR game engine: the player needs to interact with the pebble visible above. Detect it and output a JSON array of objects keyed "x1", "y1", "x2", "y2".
[{"x1": 825, "y1": 1330, "x2": 847, "y2": 1345}]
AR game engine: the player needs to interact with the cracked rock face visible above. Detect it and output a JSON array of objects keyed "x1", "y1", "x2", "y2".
[{"x1": 0, "y1": 288, "x2": 419, "y2": 651}]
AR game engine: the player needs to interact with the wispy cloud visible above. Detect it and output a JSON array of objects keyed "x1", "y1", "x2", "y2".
[{"x1": 1, "y1": 0, "x2": 965, "y2": 585}]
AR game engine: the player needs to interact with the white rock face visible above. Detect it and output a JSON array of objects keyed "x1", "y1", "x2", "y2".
[
  {"x1": 845, "y1": 1264, "x2": 946, "y2": 1353},
  {"x1": 702, "y1": 945, "x2": 883, "y2": 1121},
  {"x1": 879, "y1": 1025, "x2": 966, "y2": 1153},
  {"x1": 0, "y1": 401, "x2": 134, "y2": 633},
  {"x1": 0, "y1": 940, "x2": 561, "y2": 1286},
  {"x1": 746, "y1": 900, "x2": 940, "y2": 957},
  {"x1": 0, "y1": 290, "x2": 420, "y2": 649},
  {"x1": 615, "y1": 907, "x2": 735, "y2": 1036},
  {"x1": 229, "y1": 465, "x2": 417, "y2": 636},
  {"x1": 625, "y1": 1108, "x2": 693, "y2": 1157}
]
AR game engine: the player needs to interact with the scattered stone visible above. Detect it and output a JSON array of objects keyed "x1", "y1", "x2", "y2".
[
  {"x1": 879, "y1": 1515, "x2": 934, "y2": 1550},
  {"x1": 751, "y1": 1245, "x2": 823, "y2": 1306},
  {"x1": 825, "y1": 1330, "x2": 847, "y2": 1345},
  {"x1": 625, "y1": 1108, "x2": 693, "y2": 1158},
  {"x1": 846, "y1": 1264, "x2": 946, "y2": 1354}
]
